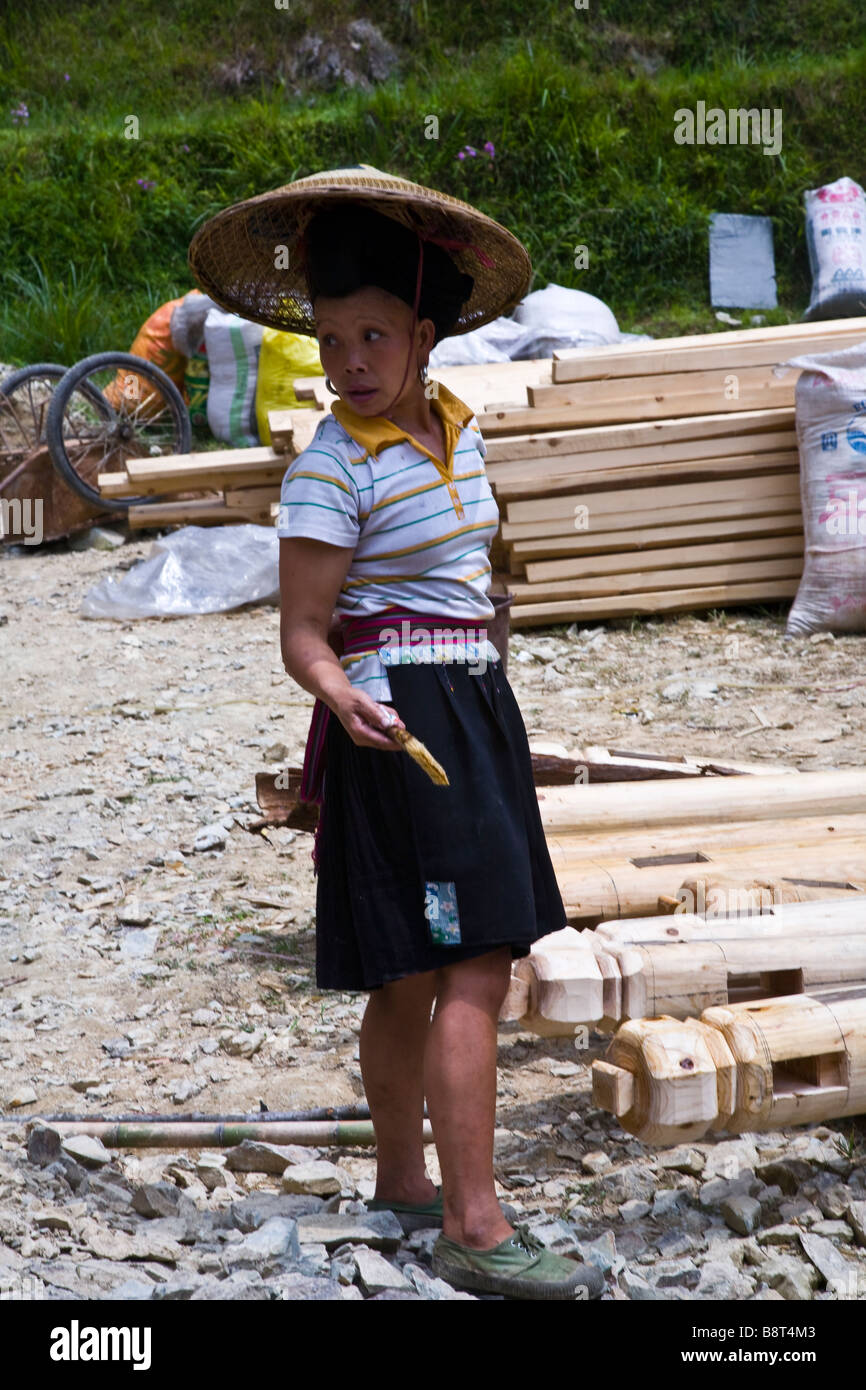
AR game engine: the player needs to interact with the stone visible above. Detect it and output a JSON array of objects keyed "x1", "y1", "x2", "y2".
[
  {"x1": 619, "y1": 1199, "x2": 651, "y2": 1223},
  {"x1": 27, "y1": 1124, "x2": 62, "y2": 1167},
  {"x1": 799, "y1": 1231, "x2": 856, "y2": 1289},
  {"x1": 721, "y1": 1195, "x2": 762, "y2": 1236},
  {"x1": 652, "y1": 1188, "x2": 686, "y2": 1218},
  {"x1": 657, "y1": 1147, "x2": 705, "y2": 1177},
  {"x1": 70, "y1": 1077, "x2": 102, "y2": 1094},
  {"x1": 402, "y1": 1262, "x2": 476, "y2": 1301},
  {"x1": 226, "y1": 1193, "x2": 324, "y2": 1233},
  {"x1": 810, "y1": 1219, "x2": 853, "y2": 1240},
  {"x1": 196, "y1": 1159, "x2": 228, "y2": 1191},
  {"x1": 655, "y1": 1262, "x2": 700, "y2": 1290},
  {"x1": 224, "y1": 1141, "x2": 304, "y2": 1175},
  {"x1": 106, "y1": 1279, "x2": 155, "y2": 1300},
  {"x1": 191, "y1": 1281, "x2": 272, "y2": 1301},
  {"x1": 151, "y1": 1280, "x2": 203, "y2": 1301},
  {"x1": 755, "y1": 1158, "x2": 812, "y2": 1194},
  {"x1": 353, "y1": 1247, "x2": 413, "y2": 1296},
  {"x1": 191, "y1": 1009, "x2": 220, "y2": 1027},
  {"x1": 9, "y1": 1086, "x2": 37, "y2": 1107},
  {"x1": 702, "y1": 1139, "x2": 759, "y2": 1180},
  {"x1": 60, "y1": 1134, "x2": 113, "y2": 1169},
  {"x1": 133, "y1": 1183, "x2": 183, "y2": 1219},
  {"x1": 846, "y1": 1200, "x2": 866, "y2": 1247},
  {"x1": 620, "y1": 1269, "x2": 664, "y2": 1301},
  {"x1": 101, "y1": 1036, "x2": 133, "y2": 1058},
  {"x1": 295, "y1": 1211, "x2": 403, "y2": 1252},
  {"x1": 698, "y1": 1172, "x2": 759, "y2": 1209},
  {"x1": 758, "y1": 1224, "x2": 801, "y2": 1246},
  {"x1": 763, "y1": 1255, "x2": 820, "y2": 1302},
  {"x1": 695, "y1": 1257, "x2": 755, "y2": 1300},
  {"x1": 604, "y1": 1165, "x2": 656, "y2": 1204},
  {"x1": 576, "y1": 1230, "x2": 617, "y2": 1274},
  {"x1": 581, "y1": 1151, "x2": 611, "y2": 1175},
  {"x1": 220, "y1": 1030, "x2": 266, "y2": 1058},
  {"x1": 271, "y1": 1274, "x2": 349, "y2": 1301},
  {"x1": 281, "y1": 1161, "x2": 344, "y2": 1197},
  {"x1": 32, "y1": 1207, "x2": 75, "y2": 1232},
  {"x1": 228, "y1": 1217, "x2": 300, "y2": 1275}
]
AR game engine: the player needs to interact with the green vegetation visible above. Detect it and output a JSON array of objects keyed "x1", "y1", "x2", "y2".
[{"x1": 1, "y1": 1, "x2": 864, "y2": 365}]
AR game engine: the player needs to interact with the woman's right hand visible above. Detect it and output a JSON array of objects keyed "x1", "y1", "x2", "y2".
[{"x1": 333, "y1": 689, "x2": 407, "y2": 751}]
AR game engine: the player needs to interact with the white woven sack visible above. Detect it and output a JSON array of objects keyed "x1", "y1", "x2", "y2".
[
  {"x1": 784, "y1": 339, "x2": 866, "y2": 636},
  {"x1": 204, "y1": 307, "x2": 264, "y2": 447}
]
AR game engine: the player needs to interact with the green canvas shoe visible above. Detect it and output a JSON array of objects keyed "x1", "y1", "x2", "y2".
[
  {"x1": 367, "y1": 1188, "x2": 519, "y2": 1236},
  {"x1": 431, "y1": 1223, "x2": 605, "y2": 1300}
]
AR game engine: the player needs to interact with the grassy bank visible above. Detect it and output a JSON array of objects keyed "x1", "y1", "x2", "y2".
[{"x1": 1, "y1": 1, "x2": 864, "y2": 366}]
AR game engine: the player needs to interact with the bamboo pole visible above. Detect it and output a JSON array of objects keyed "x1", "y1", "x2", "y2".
[
  {"x1": 11, "y1": 1120, "x2": 435, "y2": 1148},
  {"x1": 591, "y1": 990, "x2": 866, "y2": 1144}
]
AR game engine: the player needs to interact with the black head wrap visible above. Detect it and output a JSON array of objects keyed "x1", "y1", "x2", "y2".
[{"x1": 303, "y1": 204, "x2": 474, "y2": 345}]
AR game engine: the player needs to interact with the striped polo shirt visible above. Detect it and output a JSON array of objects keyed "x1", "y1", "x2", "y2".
[{"x1": 276, "y1": 382, "x2": 501, "y2": 700}]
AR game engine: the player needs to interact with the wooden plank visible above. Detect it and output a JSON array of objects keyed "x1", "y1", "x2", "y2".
[
  {"x1": 507, "y1": 556, "x2": 803, "y2": 603},
  {"x1": 553, "y1": 316, "x2": 866, "y2": 370},
  {"x1": 505, "y1": 495, "x2": 802, "y2": 551},
  {"x1": 552, "y1": 323, "x2": 866, "y2": 382},
  {"x1": 482, "y1": 409, "x2": 794, "y2": 463},
  {"x1": 509, "y1": 513, "x2": 803, "y2": 562},
  {"x1": 224, "y1": 485, "x2": 281, "y2": 508},
  {"x1": 124, "y1": 446, "x2": 280, "y2": 483},
  {"x1": 101, "y1": 466, "x2": 285, "y2": 498},
  {"x1": 478, "y1": 393, "x2": 799, "y2": 434},
  {"x1": 489, "y1": 442, "x2": 800, "y2": 503},
  {"x1": 509, "y1": 576, "x2": 800, "y2": 625},
  {"x1": 126, "y1": 497, "x2": 273, "y2": 528},
  {"x1": 529, "y1": 363, "x2": 798, "y2": 411},
  {"x1": 524, "y1": 533, "x2": 804, "y2": 584},
  {"x1": 505, "y1": 470, "x2": 800, "y2": 526}
]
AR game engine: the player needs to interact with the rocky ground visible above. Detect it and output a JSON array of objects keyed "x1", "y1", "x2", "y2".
[{"x1": 1, "y1": 526, "x2": 865, "y2": 1303}]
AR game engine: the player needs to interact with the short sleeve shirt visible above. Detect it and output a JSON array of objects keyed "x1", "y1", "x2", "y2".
[{"x1": 277, "y1": 384, "x2": 501, "y2": 700}]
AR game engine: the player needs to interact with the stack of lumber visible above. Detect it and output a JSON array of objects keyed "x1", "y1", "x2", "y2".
[
  {"x1": 592, "y1": 988, "x2": 866, "y2": 1144},
  {"x1": 481, "y1": 317, "x2": 866, "y2": 627},
  {"x1": 536, "y1": 766, "x2": 866, "y2": 921},
  {"x1": 95, "y1": 321, "x2": 866, "y2": 627},
  {"x1": 501, "y1": 896, "x2": 866, "y2": 1036},
  {"x1": 96, "y1": 359, "x2": 551, "y2": 529}
]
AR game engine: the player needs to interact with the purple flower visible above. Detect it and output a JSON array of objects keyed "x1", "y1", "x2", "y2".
[
  {"x1": 465, "y1": 145, "x2": 477, "y2": 156},
  {"x1": 11, "y1": 102, "x2": 29, "y2": 125},
  {"x1": 181, "y1": 143, "x2": 189, "y2": 152},
  {"x1": 64, "y1": 74, "x2": 70, "y2": 81},
  {"x1": 456, "y1": 150, "x2": 465, "y2": 160},
  {"x1": 136, "y1": 178, "x2": 156, "y2": 191},
  {"x1": 484, "y1": 141, "x2": 495, "y2": 157}
]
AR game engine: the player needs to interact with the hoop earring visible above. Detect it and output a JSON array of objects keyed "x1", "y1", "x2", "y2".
[
  {"x1": 325, "y1": 376, "x2": 336, "y2": 394},
  {"x1": 418, "y1": 363, "x2": 429, "y2": 385}
]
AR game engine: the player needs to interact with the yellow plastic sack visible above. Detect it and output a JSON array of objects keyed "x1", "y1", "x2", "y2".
[{"x1": 255, "y1": 328, "x2": 324, "y2": 445}]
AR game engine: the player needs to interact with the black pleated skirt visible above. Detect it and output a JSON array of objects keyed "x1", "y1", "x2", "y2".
[{"x1": 313, "y1": 656, "x2": 567, "y2": 991}]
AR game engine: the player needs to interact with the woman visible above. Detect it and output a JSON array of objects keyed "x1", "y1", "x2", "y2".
[{"x1": 189, "y1": 167, "x2": 603, "y2": 1301}]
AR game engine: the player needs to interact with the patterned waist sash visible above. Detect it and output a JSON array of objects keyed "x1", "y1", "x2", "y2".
[{"x1": 299, "y1": 606, "x2": 493, "y2": 814}]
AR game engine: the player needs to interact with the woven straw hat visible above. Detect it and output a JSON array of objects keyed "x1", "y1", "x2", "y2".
[{"x1": 187, "y1": 164, "x2": 532, "y2": 337}]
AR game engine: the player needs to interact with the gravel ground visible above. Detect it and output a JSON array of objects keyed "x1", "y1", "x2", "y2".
[{"x1": 0, "y1": 527, "x2": 865, "y2": 1303}]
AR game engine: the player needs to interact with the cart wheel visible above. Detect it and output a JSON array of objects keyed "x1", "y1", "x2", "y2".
[
  {"x1": 45, "y1": 351, "x2": 192, "y2": 512},
  {"x1": 0, "y1": 363, "x2": 106, "y2": 494}
]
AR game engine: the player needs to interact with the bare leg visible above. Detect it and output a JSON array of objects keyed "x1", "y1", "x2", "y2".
[
  {"x1": 425, "y1": 946, "x2": 514, "y2": 1249},
  {"x1": 359, "y1": 969, "x2": 438, "y2": 1204}
]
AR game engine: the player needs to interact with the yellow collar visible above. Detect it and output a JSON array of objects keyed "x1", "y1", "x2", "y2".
[{"x1": 331, "y1": 382, "x2": 474, "y2": 477}]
